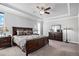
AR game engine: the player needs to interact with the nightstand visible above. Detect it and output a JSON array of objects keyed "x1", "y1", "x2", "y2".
[{"x1": 0, "y1": 36, "x2": 11, "y2": 48}]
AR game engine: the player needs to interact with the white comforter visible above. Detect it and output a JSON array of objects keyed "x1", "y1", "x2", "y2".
[{"x1": 13, "y1": 35, "x2": 46, "y2": 50}]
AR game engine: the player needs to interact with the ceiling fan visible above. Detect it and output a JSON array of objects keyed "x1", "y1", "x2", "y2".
[{"x1": 36, "y1": 6, "x2": 51, "y2": 15}]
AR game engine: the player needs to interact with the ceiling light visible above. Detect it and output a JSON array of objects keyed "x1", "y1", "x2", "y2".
[
  {"x1": 39, "y1": 10, "x2": 44, "y2": 15},
  {"x1": 36, "y1": 4, "x2": 52, "y2": 15}
]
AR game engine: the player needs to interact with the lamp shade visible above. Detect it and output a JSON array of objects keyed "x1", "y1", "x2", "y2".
[
  {"x1": 2, "y1": 27, "x2": 9, "y2": 32},
  {"x1": 63, "y1": 27, "x2": 73, "y2": 30}
]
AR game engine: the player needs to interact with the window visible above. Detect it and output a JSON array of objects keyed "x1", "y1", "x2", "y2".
[
  {"x1": 0, "y1": 12, "x2": 4, "y2": 27},
  {"x1": 0, "y1": 12, "x2": 4, "y2": 36},
  {"x1": 37, "y1": 22, "x2": 41, "y2": 35},
  {"x1": 33, "y1": 22, "x2": 41, "y2": 35}
]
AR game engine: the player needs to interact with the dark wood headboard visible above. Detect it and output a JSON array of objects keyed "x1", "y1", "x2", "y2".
[{"x1": 12, "y1": 27, "x2": 33, "y2": 35}]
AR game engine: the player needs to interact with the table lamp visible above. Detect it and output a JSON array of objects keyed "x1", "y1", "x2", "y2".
[
  {"x1": 2, "y1": 27, "x2": 9, "y2": 36},
  {"x1": 63, "y1": 27, "x2": 73, "y2": 43}
]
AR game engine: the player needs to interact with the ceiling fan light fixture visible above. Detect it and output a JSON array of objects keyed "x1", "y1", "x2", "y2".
[
  {"x1": 39, "y1": 10, "x2": 44, "y2": 15},
  {"x1": 36, "y1": 4, "x2": 52, "y2": 15}
]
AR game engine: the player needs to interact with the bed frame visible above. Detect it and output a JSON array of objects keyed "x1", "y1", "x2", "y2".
[{"x1": 12, "y1": 27, "x2": 49, "y2": 56}]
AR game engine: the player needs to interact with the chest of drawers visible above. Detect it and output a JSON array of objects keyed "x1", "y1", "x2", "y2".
[{"x1": 0, "y1": 37, "x2": 11, "y2": 48}]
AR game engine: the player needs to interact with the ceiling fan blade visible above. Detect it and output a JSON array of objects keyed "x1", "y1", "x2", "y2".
[
  {"x1": 44, "y1": 7, "x2": 51, "y2": 11},
  {"x1": 45, "y1": 12, "x2": 50, "y2": 14},
  {"x1": 36, "y1": 6, "x2": 40, "y2": 9}
]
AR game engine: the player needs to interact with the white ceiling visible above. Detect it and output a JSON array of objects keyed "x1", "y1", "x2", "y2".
[
  {"x1": 70, "y1": 3, "x2": 78, "y2": 16},
  {"x1": 0, "y1": 3, "x2": 78, "y2": 21}
]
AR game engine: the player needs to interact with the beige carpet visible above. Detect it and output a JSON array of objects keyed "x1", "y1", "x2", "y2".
[{"x1": 0, "y1": 40, "x2": 79, "y2": 56}]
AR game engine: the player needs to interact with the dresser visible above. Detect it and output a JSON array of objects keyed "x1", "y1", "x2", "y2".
[
  {"x1": 0, "y1": 36, "x2": 11, "y2": 48},
  {"x1": 49, "y1": 32, "x2": 63, "y2": 41}
]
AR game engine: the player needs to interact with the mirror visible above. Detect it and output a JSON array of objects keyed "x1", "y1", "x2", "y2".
[{"x1": 50, "y1": 24, "x2": 61, "y2": 32}]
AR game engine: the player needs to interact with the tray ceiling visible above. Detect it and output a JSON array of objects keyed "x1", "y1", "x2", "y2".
[{"x1": 0, "y1": 3, "x2": 78, "y2": 21}]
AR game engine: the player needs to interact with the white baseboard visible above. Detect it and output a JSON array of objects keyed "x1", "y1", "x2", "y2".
[
  {"x1": 49, "y1": 40, "x2": 79, "y2": 44},
  {"x1": 68, "y1": 41, "x2": 79, "y2": 44}
]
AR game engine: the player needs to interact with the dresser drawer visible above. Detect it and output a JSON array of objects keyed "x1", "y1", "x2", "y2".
[
  {"x1": 0, "y1": 39, "x2": 11, "y2": 43},
  {"x1": 0, "y1": 43, "x2": 11, "y2": 47},
  {"x1": 3, "y1": 39, "x2": 10, "y2": 42},
  {"x1": 0, "y1": 43, "x2": 10, "y2": 46}
]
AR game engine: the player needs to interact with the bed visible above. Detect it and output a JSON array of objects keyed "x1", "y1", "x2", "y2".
[{"x1": 12, "y1": 27, "x2": 49, "y2": 56}]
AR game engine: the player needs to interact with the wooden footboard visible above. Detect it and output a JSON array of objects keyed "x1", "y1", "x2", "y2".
[{"x1": 26, "y1": 37, "x2": 49, "y2": 56}]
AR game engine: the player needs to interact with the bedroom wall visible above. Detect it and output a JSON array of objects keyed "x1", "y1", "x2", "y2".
[
  {"x1": 78, "y1": 16, "x2": 79, "y2": 41},
  {"x1": 43, "y1": 16, "x2": 78, "y2": 43},
  {"x1": 78, "y1": 8, "x2": 79, "y2": 41},
  {"x1": 4, "y1": 12, "x2": 41, "y2": 36}
]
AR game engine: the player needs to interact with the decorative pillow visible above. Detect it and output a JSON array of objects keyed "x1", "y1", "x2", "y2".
[
  {"x1": 17, "y1": 29, "x2": 24, "y2": 35},
  {"x1": 23, "y1": 30, "x2": 28, "y2": 35},
  {"x1": 17, "y1": 29, "x2": 32, "y2": 35}
]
